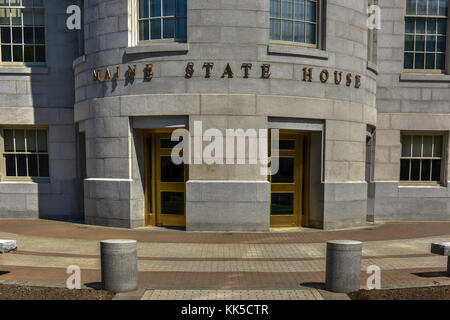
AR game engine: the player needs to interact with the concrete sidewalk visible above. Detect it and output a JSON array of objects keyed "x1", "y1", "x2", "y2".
[{"x1": 1, "y1": 219, "x2": 450, "y2": 299}]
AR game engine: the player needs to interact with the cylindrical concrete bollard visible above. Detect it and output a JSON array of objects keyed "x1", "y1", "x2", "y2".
[
  {"x1": 325, "y1": 240, "x2": 362, "y2": 293},
  {"x1": 100, "y1": 239, "x2": 138, "y2": 293}
]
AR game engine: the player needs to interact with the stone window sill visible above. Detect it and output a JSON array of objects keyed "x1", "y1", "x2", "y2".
[
  {"x1": 268, "y1": 44, "x2": 328, "y2": 60},
  {"x1": 125, "y1": 42, "x2": 189, "y2": 55},
  {"x1": 400, "y1": 73, "x2": 450, "y2": 82},
  {"x1": 0, "y1": 65, "x2": 48, "y2": 74},
  {"x1": 73, "y1": 55, "x2": 86, "y2": 69}
]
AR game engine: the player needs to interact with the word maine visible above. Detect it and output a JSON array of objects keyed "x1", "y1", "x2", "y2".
[{"x1": 92, "y1": 62, "x2": 362, "y2": 88}]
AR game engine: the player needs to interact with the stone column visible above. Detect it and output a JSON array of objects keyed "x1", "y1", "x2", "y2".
[
  {"x1": 325, "y1": 240, "x2": 362, "y2": 293},
  {"x1": 100, "y1": 239, "x2": 138, "y2": 292}
]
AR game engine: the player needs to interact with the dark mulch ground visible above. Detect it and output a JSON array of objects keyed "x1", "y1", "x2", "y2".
[
  {"x1": 349, "y1": 285, "x2": 450, "y2": 300},
  {"x1": 0, "y1": 284, "x2": 115, "y2": 300}
]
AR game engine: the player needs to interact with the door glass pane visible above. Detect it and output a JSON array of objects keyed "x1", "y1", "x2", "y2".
[
  {"x1": 161, "y1": 192, "x2": 184, "y2": 215},
  {"x1": 279, "y1": 140, "x2": 295, "y2": 150},
  {"x1": 161, "y1": 156, "x2": 184, "y2": 182},
  {"x1": 272, "y1": 157, "x2": 294, "y2": 183},
  {"x1": 400, "y1": 159, "x2": 410, "y2": 180},
  {"x1": 271, "y1": 193, "x2": 294, "y2": 215}
]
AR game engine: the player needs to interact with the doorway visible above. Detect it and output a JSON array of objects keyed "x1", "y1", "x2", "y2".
[{"x1": 145, "y1": 131, "x2": 187, "y2": 227}]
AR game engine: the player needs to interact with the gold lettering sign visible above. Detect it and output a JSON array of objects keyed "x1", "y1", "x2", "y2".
[{"x1": 90, "y1": 63, "x2": 362, "y2": 89}]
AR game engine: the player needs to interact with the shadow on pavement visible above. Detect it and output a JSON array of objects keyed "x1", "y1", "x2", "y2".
[{"x1": 412, "y1": 271, "x2": 449, "y2": 278}]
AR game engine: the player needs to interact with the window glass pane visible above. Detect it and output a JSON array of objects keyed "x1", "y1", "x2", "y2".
[
  {"x1": 28, "y1": 154, "x2": 38, "y2": 177},
  {"x1": 437, "y1": 35, "x2": 446, "y2": 51},
  {"x1": 294, "y1": 21, "x2": 305, "y2": 42},
  {"x1": 163, "y1": 18, "x2": 174, "y2": 38},
  {"x1": 33, "y1": 9, "x2": 44, "y2": 26},
  {"x1": 5, "y1": 154, "x2": 15, "y2": 176},
  {"x1": 35, "y1": 45, "x2": 44, "y2": 62},
  {"x1": 282, "y1": 0, "x2": 293, "y2": 19},
  {"x1": 439, "y1": 0, "x2": 448, "y2": 15},
  {"x1": 405, "y1": 18, "x2": 415, "y2": 33},
  {"x1": 279, "y1": 140, "x2": 295, "y2": 150},
  {"x1": 432, "y1": 159, "x2": 441, "y2": 181},
  {"x1": 175, "y1": 17, "x2": 186, "y2": 40},
  {"x1": 1, "y1": 44, "x2": 11, "y2": 61},
  {"x1": 436, "y1": 53, "x2": 445, "y2": 68},
  {"x1": 306, "y1": 23, "x2": 315, "y2": 44},
  {"x1": 415, "y1": 52, "x2": 425, "y2": 68},
  {"x1": 16, "y1": 154, "x2": 27, "y2": 176},
  {"x1": 418, "y1": 0, "x2": 427, "y2": 14},
  {"x1": 23, "y1": 27, "x2": 33, "y2": 44},
  {"x1": 306, "y1": 0, "x2": 316, "y2": 22},
  {"x1": 12, "y1": 44, "x2": 22, "y2": 61},
  {"x1": 0, "y1": 8, "x2": 10, "y2": 25},
  {"x1": 34, "y1": 27, "x2": 44, "y2": 45},
  {"x1": 415, "y1": 35, "x2": 425, "y2": 52},
  {"x1": 412, "y1": 135, "x2": 422, "y2": 156},
  {"x1": 433, "y1": 135, "x2": 443, "y2": 157},
  {"x1": 24, "y1": 45, "x2": 33, "y2": 62},
  {"x1": 161, "y1": 192, "x2": 184, "y2": 215},
  {"x1": 429, "y1": 0, "x2": 438, "y2": 15},
  {"x1": 23, "y1": 9, "x2": 33, "y2": 25},
  {"x1": 11, "y1": 8, "x2": 21, "y2": 25},
  {"x1": 176, "y1": 0, "x2": 187, "y2": 16},
  {"x1": 163, "y1": 0, "x2": 175, "y2": 16},
  {"x1": 140, "y1": 0, "x2": 149, "y2": 18},
  {"x1": 281, "y1": 20, "x2": 292, "y2": 41},
  {"x1": 37, "y1": 129, "x2": 47, "y2": 152},
  {"x1": 405, "y1": 35, "x2": 414, "y2": 51},
  {"x1": 402, "y1": 135, "x2": 412, "y2": 156},
  {"x1": 426, "y1": 35, "x2": 436, "y2": 51},
  {"x1": 423, "y1": 135, "x2": 433, "y2": 156},
  {"x1": 272, "y1": 157, "x2": 294, "y2": 183},
  {"x1": 26, "y1": 129, "x2": 36, "y2": 152},
  {"x1": 427, "y1": 19, "x2": 437, "y2": 33},
  {"x1": 271, "y1": 0, "x2": 281, "y2": 17},
  {"x1": 38, "y1": 154, "x2": 49, "y2": 176},
  {"x1": 150, "y1": 19, "x2": 161, "y2": 39},
  {"x1": 404, "y1": 53, "x2": 414, "y2": 69},
  {"x1": 410, "y1": 159, "x2": 420, "y2": 180},
  {"x1": 406, "y1": 0, "x2": 417, "y2": 14},
  {"x1": 160, "y1": 156, "x2": 184, "y2": 182},
  {"x1": 400, "y1": 159, "x2": 410, "y2": 180},
  {"x1": 150, "y1": 0, "x2": 161, "y2": 17},
  {"x1": 271, "y1": 193, "x2": 294, "y2": 215},
  {"x1": 160, "y1": 138, "x2": 181, "y2": 149},
  {"x1": 294, "y1": 0, "x2": 304, "y2": 20},
  {"x1": 4, "y1": 129, "x2": 14, "y2": 152},
  {"x1": 416, "y1": 19, "x2": 425, "y2": 33},
  {"x1": 15, "y1": 129, "x2": 25, "y2": 152},
  {"x1": 270, "y1": 19, "x2": 281, "y2": 40},
  {"x1": 438, "y1": 19, "x2": 446, "y2": 34},
  {"x1": 426, "y1": 53, "x2": 435, "y2": 69},
  {"x1": 12, "y1": 26, "x2": 21, "y2": 43},
  {"x1": 421, "y1": 159, "x2": 431, "y2": 180},
  {"x1": 1, "y1": 27, "x2": 10, "y2": 43},
  {"x1": 139, "y1": 20, "x2": 149, "y2": 40}
]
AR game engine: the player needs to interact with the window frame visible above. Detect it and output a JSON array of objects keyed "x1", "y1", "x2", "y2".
[
  {"x1": 0, "y1": 126, "x2": 50, "y2": 182},
  {"x1": 136, "y1": 0, "x2": 187, "y2": 45},
  {"x1": 402, "y1": 0, "x2": 450, "y2": 74},
  {"x1": 399, "y1": 132, "x2": 448, "y2": 186},
  {"x1": 269, "y1": 0, "x2": 322, "y2": 49}
]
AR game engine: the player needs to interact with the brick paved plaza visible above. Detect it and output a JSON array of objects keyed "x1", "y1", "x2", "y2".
[{"x1": 1, "y1": 219, "x2": 450, "y2": 299}]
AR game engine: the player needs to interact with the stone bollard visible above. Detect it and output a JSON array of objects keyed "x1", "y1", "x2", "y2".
[
  {"x1": 100, "y1": 239, "x2": 138, "y2": 293},
  {"x1": 325, "y1": 240, "x2": 362, "y2": 293}
]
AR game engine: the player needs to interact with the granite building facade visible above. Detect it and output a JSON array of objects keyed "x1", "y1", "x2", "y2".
[{"x1": 0, "y1": 0, "x2": 448, "y2": 231}]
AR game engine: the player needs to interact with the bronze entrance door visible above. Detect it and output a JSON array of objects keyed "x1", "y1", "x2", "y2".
[
  {"x1": 270, "y1": 133, "x2": 304, "y2": 227},
  {"x1": 146, "y1": 132, "x2": 187, "y2": 227}
]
